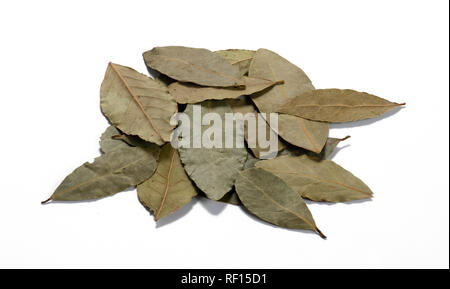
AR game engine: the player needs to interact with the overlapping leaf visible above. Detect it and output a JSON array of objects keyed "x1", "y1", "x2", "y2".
[
  {"x1": 228, "y1": 97, "x2": 285, "y2": 158},
  {"x1": 235, "y1": 168, "x2": 325, "y2": 238},
  {"x1": 99, "y1": 126, "x2": 130, "y2": 153},
  {"x1": 279, "y1": 136, "x2": 350, "y2": 160},
  {"x1": 100, "y1": 62, "x2": 177, "y2": 145},
  {"x1": 178, "y1": 100, "x2": 247, "y2": 200},
  {"x1": 215, "y1": 49, "x2": 255, "y2": 76},
  {"x1": 255, "y1": 155, "x2": 373, "y2": 202},
  {"x1": 137, "y1": 144, "x2": 197, "y2": 221},
  {"x1": 168, "y1": 77, "x2": 283, "y2": 104},
  {"x1": 248, "y1": 49, "x2": 329, "y2": 153},
  {"x1": 143, "y1": 46, "x2": 244, "y2": 87},
  {"x1": 277, "y1": 89, "x2": 405, "y2": 122}
]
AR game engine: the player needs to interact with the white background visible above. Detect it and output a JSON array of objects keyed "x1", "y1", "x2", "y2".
[{"x1": 0, "y1": 0, "x2": 448, "y2": 269}]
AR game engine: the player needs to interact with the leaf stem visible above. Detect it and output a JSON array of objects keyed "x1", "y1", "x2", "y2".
[
  {"x1": 316, "y1": 227, "x2": 327, "y2": 239},
  {"x1": 339, "y1": 135, "x2": 351, "y2": 141},
  {"x1": 41, "y1": 197, "x2": 53, "y2": 205}
]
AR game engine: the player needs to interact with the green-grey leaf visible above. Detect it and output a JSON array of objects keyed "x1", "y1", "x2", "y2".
[
  {"x1": 100, "y1": 62, "x2": 177, "y2": 145},
  {"x1": 244, "y1": 151, "x2": 259, "y2": 169},
  {"x1": 276, "y1": 89, "x2": 405, "y2": 122},
  {"x1": 99, "y1": 126, "x2": 130, "y2": 153},
  {"x1": 235, "y1": 168, "x2": 325, "y2": 238},
  {"x1": 178, "y1": 100, "x2": 247, "y2": 200},
  {"x1": 143, "y1": 46, "x2": 244, "y2": 88},
  {"x1": 217, "y1": 189, "x2": 241, "y2": 206},
  {"x1": 255, "y1": 155, "x2": 373, "y2": 203},
  {"x1": 248, "y1": 48, "x2": 329, "y2": 153},
  {"x1": 111, "y1": 133, "x2": 159, "y2": 149},
  {"x1": 228, "y1": 97, "x2": 285, "y2": 158},
  {"x1": 42, "y1": 146, "x2": 159, "y2": 203},
  {"x1": 311, "y1": 136, "x2": 350, "y2": 160},
  {"x1": 137, "y1": 144, "x2": 197, "y2": 221}
]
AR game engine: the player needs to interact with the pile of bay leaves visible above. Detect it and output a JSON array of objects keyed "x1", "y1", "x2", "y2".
[{"x1": 42, "y1": 46, "x2": 404, "y2": 238}]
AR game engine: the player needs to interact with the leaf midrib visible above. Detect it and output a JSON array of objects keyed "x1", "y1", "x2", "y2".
[
  {"x1": 155, "y1": 148, "x2": 177, "y2": 220},
  {"x1": 267, "y1": 168, "x2": 372, "y2": 196},
  {"x1": 155, "y1": 55, "x2": 242, "y2": 84},
  {"x1": 109, "y1": 62, "x2": 164, "y2": 142},
  {"x1": 54, "y1": 153, "x2": 149, "y2": 198},
  {"x1": 240, "y1": 174, "x2": 317, "y2": 231}
]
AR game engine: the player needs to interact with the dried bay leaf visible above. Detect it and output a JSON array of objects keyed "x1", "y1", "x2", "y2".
[
  {"x1": 235, "y1": 168, "x2": 325, "y2": 238},
  {"x1": 100, "y1": 62, "x2": 177, "y2": 145},
  {"x1": 215, "y1": 49, "x2": 255, "y2": 76},
  {"x1": 277, "y1": 114, "x2": 329, "y2": 154},
  {"x1": 228, "y1": 97, "x2": 285, "y2": 158},
  {"x1": 279, "y1": 136, "x2": 350, "y2": 160},
  {"x1": 111, "y1": 134, "x2": 158, "y2": 149},
  {"x1": 178, "y1": 101, "x2": 248, "y2": 200},
  {"x1": 137, "y1": 144, "x2": 197, "y2": 221},
  {"x1": 244, "y1": 151, "x2": 259, "y2": 169},
  {"x1": 99, "y1": 125, "x2": 160, "y2": 154},
  {"x1": 255, "y1": 155, "x2": 373, "y2": 203},
  {"x1": 249, "y1": 48, "x2": 314, "y2": 111},
  {"x1": 42, "y1": 146, "x2": 159, "y2": 203},
  {"x1": 248, "y1": 49, "x2": 328, "y2": 153},
  {"x1": 217, "y1": 189, "x2": 242, "y2": 206},
  {"x1": 168, "y1": 77, "x2": 283, "y2": 104},
  {"x1": 277, "y1": 89, "x2": 405, "y2": 122},
  {"x1": 143, "y1": 46, "x2": 244, "y2": 88},
  {"x1": 99, "y1": 125, "x2": 130, "y2": 153},
  {"x1": 313, "y1": 136, "x2": 350, "y2": 160}
]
